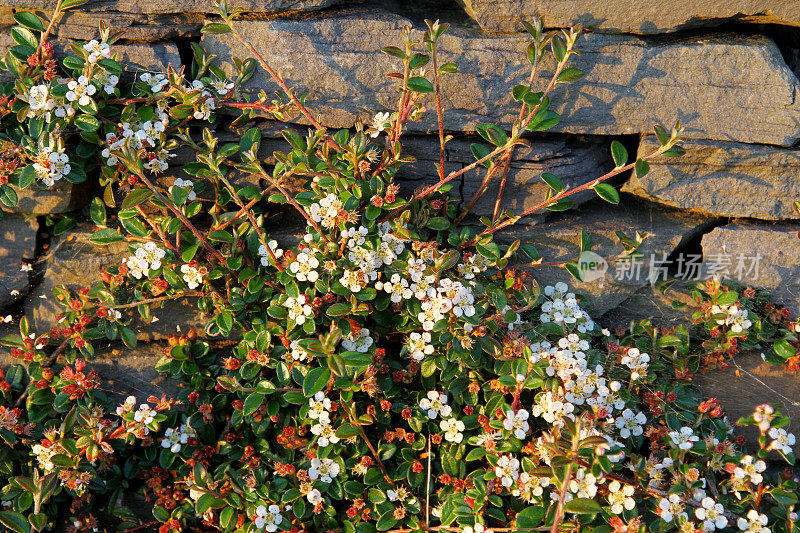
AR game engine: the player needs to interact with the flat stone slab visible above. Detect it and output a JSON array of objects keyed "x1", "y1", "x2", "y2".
[
  {"x1": 502, "y1": 195, "x2": 717, "y2": 316},
  {"x1": 0, "y1": 0, "x2": 340, "y2": 14},
  {"x1": 458, "y1": 0, "x2": 800, "y2": 34},
  {"x1": 695, "y1": 351, "x2": 800, "y2": 450},
  {"x1": 25, "y1": 229, "x2": 210, "y2": 341},
  {"x1": 0, "y1": 215, "x2": 36, "y2": 311},
  {"x1": 203, "y1": 11, "x2": 800, "y2": 146},
  {"x1": 624, "y1": 137, "x2": 800, "y2": 220},
  {"x1": 701, "y1": 222, "x2": 800, "y2": 314}
]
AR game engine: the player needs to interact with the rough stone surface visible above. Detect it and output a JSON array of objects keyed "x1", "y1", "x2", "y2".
[
  {"x1": 54, "y1": 11, "x2": 204, "y2": 41},
  {"x1": 458, "y1": 0, "x2": 800, "y2": 33},
  {"x1": 24, "y1": 229, "x2": 210, "y2": 341},
  {"x1": 701, "y1": 222, "x2": 800, "y2": 314},
  {"x1": 203, "y1": 11, "x2": 800, "y2": 146},
  {"x1": 6, "y1": 180, "x2": 89, "y2": 215},
  {"x1": 1, "y1": 0, "x2": 340, "y2": 15},
  {"x1": 695, "y1": 351, "x2": 800, "y2": 448},
  {"x1": 501, "y1": 195, "x2": 717, "y2": 316},
  {"x1": 458, "y1": 134, "x2": 612, "y2": 217},
  {"x1": 624, "y1": 137, "x2": 800, "y2": 220},
  {"x1": 0, "y1": 215, "x2": 36, "y2": 311}
]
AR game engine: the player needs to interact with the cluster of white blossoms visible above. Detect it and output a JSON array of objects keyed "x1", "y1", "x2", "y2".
[
  {"x1": 83, "y1": 39, "x2": 111, "y2": 63},
  {"x1": 31, "y1": 442, "x2": 59, "y2": 472},
  {"x1": 189, "y1": 79, "x2": 217, "y2": 120},
  {"x1": 33, "y1": 146, "x2": 71, "y2": 186},
  {"x1": 539, "y1": 282, "x2": 594, "y2": 332},
  {"x1": 712, "y1": 303, "x2": 752, "y2": 333},
  {"x1": 308, "y1": 457, "x2": 340, "y2": 483},
  {"x1": 254, "y1": 504, "x2": 283, "y2": 532},
  {"x1": 102, "y1": 110, "x2": 173, "y2": 172},
  {"x1": 139, "y1": 72, "x2": 168, "y2": 93},
  {"x1": 308, "y1": 193, "x2": 344, "y2": 229},
  {"x1": 124, "y1": 241, "x2": 166, "y2": 279},
  {"x1": 160, "y1": 423, "x2": 196, "y2": 453},
  {"x1": 308, "y1": 392, "x2": 339, "y2": 447}
]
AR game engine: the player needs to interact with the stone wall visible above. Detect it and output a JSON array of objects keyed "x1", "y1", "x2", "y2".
[{"x1": 2, "y1": 0, "x2": 800, "y2": 429}]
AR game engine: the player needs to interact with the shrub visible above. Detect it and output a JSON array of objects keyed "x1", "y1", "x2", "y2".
[{"x1": 0, "y1": 2, "x2": 798, "y2": 533}]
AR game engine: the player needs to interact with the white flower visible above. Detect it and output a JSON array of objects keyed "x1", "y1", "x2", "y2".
[
  {"x1": 308, "y1": 457, "x2": 340, "y2": 483},
  {"x1": 494, "y1": 454, "x2": 520, "y2": 487},
  {"x1": 285, "y1": 295, "x2": 313, "y2": 325},
  {"x1": 308, "y1": 391, "x2": 331, "y2": 422},
  {"x1": 83, "y1": 39, "x2": 111, "y2": 63},
  {"x1": 289, "y1": 339, "x2": 309, "y2": 362},
  {"x1": 32, "y1": 443, "x2": 56, "y2": 472},
  {"x1": 254, "y1": 504, "x2": 283, "y2": 532},
  {"x1": 767, "y1": 427, "x2": 796, "y2": 455},
  {"x1": 407, "y1": 332, "x2": 434, "y2": 361},
  {"x1": 289, "y1": 252, "x2": 320, "y2": 283},
  {"x1": 180, "y1": 264, "x2": 203, "y2": 289},
  {"x1": 340, "y1": 269, "x2": 366, "y2": 293},
  {"x1": 140, "y1": 72, "x2": 168, "y2": 93},
  {"x1": 370, "y1": 111, "x2": 391, "y2": 137},
  {"x1": 734, "y1": 455, "x2": 766, "y2": 485},
  {"x1": 615, "y1": 409, "x2": 647, "y2": 439},
  {"x1": 376, "y1": 273, "x2": 412, "y2": 302},
  {"x1": 607, "y1": 480, "x2": 635, "y2": 514},
  {"x1": 658, "y1": 493, "x2": 686, "y2": 523},
  {"x1": 26, "y1": 84, "x2": 55, "y2": 118},
  {"x1": 66, "y1": 75, "x2": 97, "y2": 107},
  {"x1": 620, "y1": 347, "x2": 650, "y2": 380},
  {"x1": 440, "y1": 418, "x2": 465, "y2": 443},
  {"x1": 306, "y1": 488, "x2": 323, "y2": 505},
  {"x1": 419, "y1": 391, "x2": 452, "y2": 419},
  {"x1": 695, "y1": 497, "x2": 728, "y2": 531},
  {"x1": 502, "y1": 409, "x2": 530, "y2": 439},
  {"x1": 569, "y1": 468, "x2": 600, "y2": 499},
  {"x1": 134, "y1": 404, "x2": 155, "y2": 425},
  {"x1": 310, "y1": 421, "x2": 339, "y2": 447},
  {"x1": 96, "y1": 69, "x2": 119, "y2": 94},
  {"x1": 308, "y1": 193, "x2": 343, "y2": 229},
  {"x1": 258, "y1": 240, "x2": 284, "y2": 266},
  {"x1": 668, "y1": 426, "x2": 699, "y2": 450},
  {"x1": 160, "y1": 424, "x2": 196, "y2": 453},
  {"x1": 737, "y1": 509, "x2": 768, "y2": 533}
]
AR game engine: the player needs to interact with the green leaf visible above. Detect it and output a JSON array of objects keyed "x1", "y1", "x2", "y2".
[
  {"x1": 557, "y1": 67, "x2": 584, "y2": 83},
  {"x1": 0, "y1": 185, "x2": 18, "y2": 208},
  {"x1": 10, "y1": 27, "x2": 37, "y2": 49},
  {"x1": 0, "y1": 511, "x2": 29, "y2": 533},
  {"x1": 527, "y1": 109, "x2": 560, "y2": 131},
  {"x1": 303, "y1": 367, "x2": 331, "y2": 398},
  {"x1": 563, "y1": 497, "x2": 603, "y2": 514},
  {"x1": 610, "y1": 140, "x2": 628, "y2": 167},
  {"x1": 381, "y1": 46, "x2": 406, "y2": 59},
  {"x1": 201, "y1": 23, "x2": 232, "y2": 34},
  {"x1": 90, "y1": 197, "x2": 107, "y2": 226},
  {"x1": 774, "y1": 340, "x2": 797, "y2": 360},
  {"x1": 13, "y1": 13, "x2": 43, "y2": 32},
  {"x1": 121, "y1": 188, "x2": 153, "y2": 209},
  {"x1": 60, "y1": 0, "x2": 89, "y2": 8},
  {"x1": 426, "y1": 217, "x2": 450, "y2": 231},
  {"x1": 61, "y1": 55, "x2": 85, "y2": 71},
  {"x1": 16, "y1": 165, "x2": 35, "y2": 190},
  {"x1": 470, "y1": 143, "x2": 493, "y2": 168},
  {"x1": 540, "y1": 172, "x2": 563, "y2": 192},
  {"x1": 512, "y1": 84, "x2": 530, "y2": 101},
  {"x1": 593, "y1": 183, "x2": 619, "y2": 204},
  {"x1": 243, "y1": 392, "x2": 265, "y2": 417},
  {"x1": 407, "y1": 76, "x2": 433, "y2": 93},
  {"x1": 516, "y1": 506, "x2": 546, "y2": 527},
  {"x1": 74, "y1": 114, "x2": 100, "y2": 132},
  {"x1": 89, "y1": 228, "x2": 123, "y2": 244},
  {"x1": 634, "y1": 158, "x2": 650, "y2": 178}
]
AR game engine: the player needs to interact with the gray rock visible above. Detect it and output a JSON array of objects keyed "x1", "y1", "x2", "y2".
[
  {"x1": 624, "y1": 137, "x2": 800, "y2": 220},
  {"x1": 598, "y1": 279, "x2": 696, "y2": 329},
  {"x1": 701, "y1": 222, "x2": 800, "y2": 314},
  {"x1": 458, "y1": 0, "x2": 800, "y2": 34},
  {"x1": 24, "y1": 228, "x2": 211, "y2": 340},
  {"x1": 1, "y1": 0, "x2": 340, "y2": 15},
  {"x1": 502, "y1": 196, "x2": 717, "y2": 316},
  {"x1": 694, "y1": 350, "x2": 800, "y2": 450},
  {"x1": 458, "y1": 134, "x2": 612, "y2": 217},
  {"x1": 0, "y1": 215, "x2": 37, "y2": 310},
  {"x1": 6, "y1": 180, "x2": 89, "y2": 215},
  {"x1": 54, "y1": 11, "x2": 204, "y2": 41},
  {"x1": 203, "y1": 11, "x2": 800, "y2": 146}
]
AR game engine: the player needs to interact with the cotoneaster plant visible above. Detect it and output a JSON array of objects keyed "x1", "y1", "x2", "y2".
[{"x1": 0, "y1": 2, "x2": 798, "y2": 533}]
